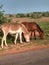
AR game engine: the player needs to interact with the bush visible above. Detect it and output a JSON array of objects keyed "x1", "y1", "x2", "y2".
[
  {"x1": 31, "y1": 12, "x2": 42, "y2": 18},
  {"x1": 0, "y1": 5, "x2": 7, "y2": 24},
  {"x1": 16, "y1": 13, "x2": 25, "y2": 18}
]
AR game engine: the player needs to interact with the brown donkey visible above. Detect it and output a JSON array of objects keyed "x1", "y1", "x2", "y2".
[
  {"x1": 22, "y1": 22, "x2": 44, "y2": 39},
  {"x1": 0, "y1": 23, "x2": 31, "y2": 48}
]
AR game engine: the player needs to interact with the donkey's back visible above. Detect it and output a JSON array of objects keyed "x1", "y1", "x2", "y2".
[{"x1": 1, "y1": 23, "x2": 21, "y2": 31}]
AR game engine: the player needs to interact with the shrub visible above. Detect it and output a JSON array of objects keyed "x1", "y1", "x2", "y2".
[{"x1": 0, "y1": 5, "x2": 7, "y2": 24}]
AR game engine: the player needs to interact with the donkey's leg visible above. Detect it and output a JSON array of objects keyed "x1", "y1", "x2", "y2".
[
  {"x1": 1, "y1": 37, "x2": 4, "y2": 48},
  {"x1": 14, "y1": 33, "x2": 18, "y2": 44},
  {"x1": 1, "y1": 34, "x2": 8, "y2": 48},
  {"x1": 1, "y1": 35, "x2": 6, "y2": 48},
  {"x1": 5, "y1": 35, "x2": 8, "y2": 47},
  {"x1": 19, "y1": 33, "x2": 23, "y2": 43},
  {"x1": 34, "y1": 31, "x2": 36, "y2": 40}
]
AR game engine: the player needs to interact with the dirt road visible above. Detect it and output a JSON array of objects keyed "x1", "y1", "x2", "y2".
[{"x1": 0, "y1": 48, "x2": 49, "y2": 65}]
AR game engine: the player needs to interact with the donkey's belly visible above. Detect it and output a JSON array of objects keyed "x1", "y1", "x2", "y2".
[
  {"x1": 9, "y1": 30, "x2": 17, "y2": 34},
  {"x1": 9, "y1": 28, "x2": 22, "y2": 34}
]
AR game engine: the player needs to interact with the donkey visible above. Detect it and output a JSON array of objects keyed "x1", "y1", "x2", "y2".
[
  {"x1": 22, "y1": 22, "x2": 44, "y2": 40},
  {"x1": 0, "y1": 23, "x2": 31, "y2": 48}
]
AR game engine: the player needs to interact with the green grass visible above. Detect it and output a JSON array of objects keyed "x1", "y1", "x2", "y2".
[
  {"x1": 31, "y1": 21, "x2": 49, "y2": 45},
  {"x1": 37, "y1": 21, "x2": 49, "y2": 34},
  {"x1": 31, "y1": 37, "x2": 49, "y2": 46},
  {"x1": 32, "y1": 21, "x2": 49, "y2": 45}
]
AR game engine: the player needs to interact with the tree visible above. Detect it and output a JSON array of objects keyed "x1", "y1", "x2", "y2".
[
  {"x1": 42, "y1": 12, "x2": 49, "y2": 17},
  {"x1": 0, "y1": 5, "x2": 7, "y2": 24}
]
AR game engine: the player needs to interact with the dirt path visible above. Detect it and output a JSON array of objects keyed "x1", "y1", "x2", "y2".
[
  {"x1": 0, "y1": 43, "x2": 49, "y2": 56},
  {"x1": 0, "y1": 48, "x2": 49, "y2": 65}
]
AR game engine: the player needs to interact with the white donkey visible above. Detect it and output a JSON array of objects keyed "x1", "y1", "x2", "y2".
[{"x1": 0, "y1": 23, "x2": 31, "y2": 48}]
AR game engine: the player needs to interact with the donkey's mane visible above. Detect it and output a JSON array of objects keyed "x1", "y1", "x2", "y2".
[
  {"x1": 33, "y1": 22, "x2": 44, "y2": 33},
  {"x1": 20, "y1": 23, "x2": 29, "y2": 34}
]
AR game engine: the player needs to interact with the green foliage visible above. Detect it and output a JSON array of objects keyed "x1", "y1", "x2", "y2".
[
  {"x1": 37, "y1": 22, "x2": 49, "y2": 34},
  {"x1": 16, "y1": 11, "x2": 49, "y2": 18},
  {"x1": 9, "y1": 14, "x2": 14, "y2": 17},
  {"x1": 7, "y1": 18, "x2": 12, "y2": 23},
  {"x1": 26, "y1": 13, "x2": 30, "y2": 17},
  {"x1": 16, "y1": 13, "x2": 25, "y2": 18},
  {"x1": 31, "y1": 12, "x2": 42, "y2": 18},
  {"x1": 42, "y1": 12, "x2": 49, "y2": 17},
  {"x1": 0, "y1": 5, "x2": 7, "y2": 24}
]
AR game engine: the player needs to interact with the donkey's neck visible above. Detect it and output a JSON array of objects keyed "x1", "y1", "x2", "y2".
[{"x1": 21, "y1": 24, "x2": 29, "y2": 34}]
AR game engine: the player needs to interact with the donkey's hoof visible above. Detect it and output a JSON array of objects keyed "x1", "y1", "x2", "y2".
[
  {"x1": 5, "y1": 44, "x2": 8, "y2": 47},
  {"x1": 15, "y1": 43, "x2": 16, "y2": 45},
  {"x1": 14, "y1": 41, "x2": 16, "y2": 45},
  {"x1": 1, "y1": 46, "x2": 3, "y2": 48},
  {"x1": 1, "y1": 44, "x2": 3, "y2": 48},
  {"x1": 20, "y1": 42, "x2": 23, "y2": 44}
]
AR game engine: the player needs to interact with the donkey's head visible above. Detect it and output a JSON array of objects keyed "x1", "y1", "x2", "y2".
[{"x1": 24, "y1": 32, "x2": 31, "y2": 42}]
